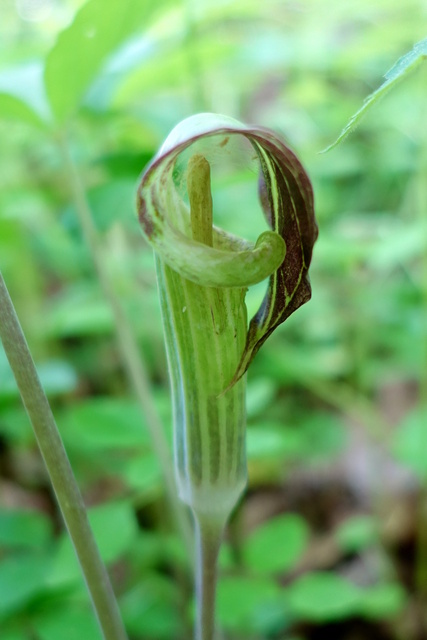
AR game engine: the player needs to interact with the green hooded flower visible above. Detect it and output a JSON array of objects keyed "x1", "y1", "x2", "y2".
[{"x1": 137, "y1": 111, "x2": 317, "y2": 639}]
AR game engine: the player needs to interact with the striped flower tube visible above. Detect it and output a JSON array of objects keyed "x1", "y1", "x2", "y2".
[{"x1": 137, "y1": 113, "x2": 317, "y2": 640}]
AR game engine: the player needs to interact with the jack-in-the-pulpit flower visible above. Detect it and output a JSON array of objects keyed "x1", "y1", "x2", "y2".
[{"x1": 137, "y1": 113, "x2": 317, "y2": 640}]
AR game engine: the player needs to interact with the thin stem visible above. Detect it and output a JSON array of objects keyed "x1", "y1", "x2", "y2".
[
  {"x1": 415, "y1": 72, "x2": 427, "y2": 623},
  {"x1": 0, "y1": 273, "x2": 128, "y2": 640},
  {"x1": 193, "y1": 512, "x2": 226, "y2": 640},
  {"x1": 56, "y1": 133, "x2": 193, "y2": 559}
]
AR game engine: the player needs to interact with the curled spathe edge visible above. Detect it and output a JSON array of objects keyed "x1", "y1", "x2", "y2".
[{"x1": 136, "y1": 113, "x2": 318, "y2": 384}]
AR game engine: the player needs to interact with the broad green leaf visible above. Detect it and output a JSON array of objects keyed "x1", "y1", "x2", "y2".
[
  {"x1": 247, "y1": 423, "x2": 306, "y2": 461},
  {"x1": 128, "y1": 531, "x2": 187, "y2": 573},
  {"x1": 0, "y1": 553, "x2": 51, "y2": 618},
  {"x1": 358, "y1": 583, "x2": 407, "y2": 619},
  {"x1": 44, "y1": 0, "x2": 171, "y2": 122},
  {"x1": 336, "y1": 515, "x2": 378, "y2": 553},
  {"x1": 260, "y1": 341, "x2": 350, "y2": 385},
  {"x1": 0, "y1": 62, "x2": 50, "y2": 127},
  {"x1": 0, "y1": 509, "x2": 52, "y2": 549},
  {"x1": 0, "y1": 407, "x2": 33, "y2": 445},
  {"x1": 96, "y1": 150, "x2": 155, "y2": 178},
  {"x1": 368, "y1": 219, "x2": 427, "y2": 270},
  {"x1": 42, "y1": 285, "x2": 113, "y2": 338},
  {"x1": 246, "y1": 378, "x2": 276, "y2": 418},
  {"x1": 120, "y1": 575, "x2": 182, "y2": 639},
  {"x1": 115, "y1": 37, "x2": 236, "y2": 105},
  {"x1": 59, "y1": 397, "x2": 149, "y2": 451},
  {"x1": 0, "y1": 628, "x2": 27, "y2": 640},
  {"x1": 324, "y1": 38, "x2": 427, "y2": 151},
  {"x1": 0, "y1": 93, "x2": 47, "y2": 128},
  {"x1": 243, "y1": 513, "x2": 309, "y2": 576},
  {"x1": 34, "y1": 603, "x2": 102, "y2": 640},
  {"x1": 392, "y1": 408, "x2": 427, "y2": 479},
  {"x1": 287, "y1": 572, "x2": 361, "y2": 622},
  {"x1": 298, "y1": 412, "x2": 347, "y2": 461},
  {"x1": 121, "y1": 454, "x2": 163, "y2": 497},
  {"x1": 217, "y1": 576, "x2": 284, "y2": 634}
]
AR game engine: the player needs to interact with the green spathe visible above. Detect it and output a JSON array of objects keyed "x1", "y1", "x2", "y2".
[
  {"x1": 137, "y1": 112, "x2": 317, "y2": 640},
  {"x1": 137, "y1": 113, "x2": 317, "y2": 383}
]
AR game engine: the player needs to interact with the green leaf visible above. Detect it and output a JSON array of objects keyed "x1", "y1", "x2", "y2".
[
  {"x1": 121, "y1": 454, "x2": 163, "y2": 496},
  {"x1": 128, "y1": 531, "x2": 187, "y2": 573},
  {"x1": 0, "y1": 509, "x2": 52, "y2": 549},
  {"x1": 42, "y1": 285, "x2": 113, "y2": 338},
  {"x1": 96, "y1": 151, "x2": 155, "y2": 178},
  {"x1": 120, "y1": 575, "x2": 182, "y2": 639},
  {"x1": 0, "y1": 62, "x2": 50, "y2": 127},
  {"x1": 336, "y1": 515, "x2": 379, "y2": 553},
  {"x1": 287, "y1": 572, "x2": 361, "y2": 622},
  {"x1": 115, "y1": 37, "x2": 237, "y2": 106},
  {"x1": 358, "y1": 583, "x2": 407, "y2": 619},
  {"x1": 217, "y1": 576, "x2": 284, "y2": 634},
  {"x1": 44, "y1": 0, "x2": 171, "y2": 122},
  {"x1": 298, "y1": 412, "x2": 347, "y2": 461},
  {"x1": 0, "y1": 628, "x2": 28, "y2": 640},
  {"x1": 0, "y1": 93, "x2": 47, "y2": 128},
  {"x1": 59, "y1": 397, "x2": 149, "y2": 451},
  {"x1": 246, "y1": 423, "x2": 306, "y2": 461},
  {"x1": 34, "y1": 602, "x2": 102, "y2": 640},
  {"x1": 243, "y1": 514, "x2": 309, "y2": 576},
  {"x1": 0, "y1": 553, "x2": 51, "y2": 618},
  {"x1": 246, "y1": 378, "x2": 276, "y2": 418},
  {"x1": 0, "y1": 407, "x2": 33, "y2": 445},
  {"x1": 392, "y1": 408, "x2": 427, "y2": 479},
  {"x1": 324, "y1": 38, "x2": 427, "y2": 151}
]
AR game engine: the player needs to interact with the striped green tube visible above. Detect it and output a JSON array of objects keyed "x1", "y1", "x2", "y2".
[{"x1": 157, "y1": 257, "x2": 248, "y2": 516}]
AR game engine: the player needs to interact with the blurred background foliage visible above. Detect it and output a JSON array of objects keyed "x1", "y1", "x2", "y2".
[{"x1": 0, "y1": 0, "x2": 427, "y2": 638}]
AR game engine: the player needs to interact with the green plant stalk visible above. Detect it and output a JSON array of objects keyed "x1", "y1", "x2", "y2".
[
  {"x1": 194, "y1": 514, "x2": 226, "y2": 640},
  {"x1": 157, "y1": 155, "x2": 248, "y2": 639},
  {"x1": 0, "y1": 272, "x2": 128, "y2": 640},
  {"x1": 415, "y1": 77, "x2": 427, "y2": 611},
  {"x1": 57, "y1": 133, "x2": 193, "y2": 558}
]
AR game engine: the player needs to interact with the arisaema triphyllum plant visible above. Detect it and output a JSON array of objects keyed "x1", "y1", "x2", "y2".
[{"x1": 136, "y1": 112, "x2": 318, "y2": 640}]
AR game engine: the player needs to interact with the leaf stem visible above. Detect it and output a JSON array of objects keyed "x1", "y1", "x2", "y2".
[
  {"x1": 0, "y1": 272, "x2": 128, "y2": 640},
  {"x1": 56, "y1": 132, "x2": 193, "y2": 560}
]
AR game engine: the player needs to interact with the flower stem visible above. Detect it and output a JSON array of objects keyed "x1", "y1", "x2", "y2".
[
  {"x1": 0, "y1": 272, "x2": 128, "y2": 640},
  {"x1": 193, "y1": 511, "x2": 227, "y2": 640}
]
